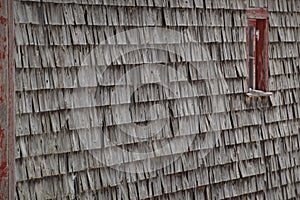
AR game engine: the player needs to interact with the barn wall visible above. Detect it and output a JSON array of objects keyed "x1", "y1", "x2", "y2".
[{"x1": 14, "y1": 0, "x2": 300, "y2": 199}]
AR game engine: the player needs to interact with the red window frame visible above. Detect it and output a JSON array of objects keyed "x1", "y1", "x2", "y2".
[{"x1": 246, "y1": 9, "x2": 269, "y2": 91}]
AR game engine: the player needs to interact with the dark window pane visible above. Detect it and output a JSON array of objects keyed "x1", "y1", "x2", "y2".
[
  {"x1": 249, "y1": 26, "x2": 255, "y2": 57},
  {"x1": 248, "y1": 25, "x2": 255, "y2": 89},
  {"x1": 249, "y1": 58, "x2": 254, "y2": 89}
]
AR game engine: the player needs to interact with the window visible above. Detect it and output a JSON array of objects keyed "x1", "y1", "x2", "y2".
[{"x1": 246, "y1": 9, "x2": 269, "y2": 92}]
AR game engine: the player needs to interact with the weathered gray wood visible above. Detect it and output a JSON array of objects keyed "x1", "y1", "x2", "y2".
[{"x1": 13, "y1": 0, "x2": 300, "y2": 199}]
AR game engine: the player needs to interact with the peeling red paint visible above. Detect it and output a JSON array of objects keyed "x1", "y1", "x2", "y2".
[
  {"x1": 0, "y1": 127, "x2": 5, "y2": 149},
  {"x1": 0, "y1": 16, "x2": 7, "y2": 26},
  {"x1": 0, "y1": 0, "x2": 15, "y2": 200},
  {"x1": 0, "y1": 128, "x2": 6, "y2": 151},
  {"x1": 0, "y1": 162, "x2": 8, "y2": 178},
  {"x1": 0, "y1": 45, "x2": 6, "y2": 60},
  {"x1": 0, "y1": 85, "x2": 3, "y2": 104},
  {"x1": 0, "y1": 126, "x2": 7, "y2": 192},
  {"x1": 0, "y1": 0, "x2": 14, "y2": 198},
  {"x1": 0, "y1": 85, "x2": 3, "y2": 103}
]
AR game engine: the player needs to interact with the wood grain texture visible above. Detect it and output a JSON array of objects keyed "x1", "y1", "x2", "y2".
[
  {"x1": 14, "y1": 0, "x2": 300, "y2": 199},
  {"x1": 0, "y1": 0, "x2": 14, "y2": 199}
]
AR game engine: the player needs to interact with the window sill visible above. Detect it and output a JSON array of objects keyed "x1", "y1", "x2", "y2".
[{"x1": 246, "y1": 89, "x2": 272, "y2": 97}]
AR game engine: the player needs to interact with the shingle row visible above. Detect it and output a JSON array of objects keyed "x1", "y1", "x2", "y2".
[{"x1": 15, "y1": 25, "x2": 247, "y2": 46}]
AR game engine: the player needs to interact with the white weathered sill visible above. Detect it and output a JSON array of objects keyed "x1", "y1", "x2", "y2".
[{"x1": 246, "y1": 89, "x2": 273, "y2": 97}]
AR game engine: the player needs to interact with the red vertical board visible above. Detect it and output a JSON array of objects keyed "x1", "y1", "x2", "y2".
[{"x1": 0, "y1": 0, "x2": 14, "y2": 199}]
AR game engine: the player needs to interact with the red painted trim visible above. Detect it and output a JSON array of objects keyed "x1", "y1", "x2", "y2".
[
  {"x1": 0, "y1": 0, "x2": 14, "y2": 199},
  {"x1": 7, "y1": 0, "x2": 14, "y2": 199},
  {"x1": 246, "y1": 8, "x2": 269, "y2": 19},
  {"x1": 256, "y1": 20, "x2": 266, "y2": 90},
  {"x1": 246, "y1": 21, "x2": 250, "y2": 88},
  {"x1": 246, "y1": 9, "x2": 269, "y2": 92},
  {"x1": 264, "y1": 20, "x2": 269, "y2": 91},
  {"x1": 0, "y1": 0, "x2": 8, "y2": 195}
]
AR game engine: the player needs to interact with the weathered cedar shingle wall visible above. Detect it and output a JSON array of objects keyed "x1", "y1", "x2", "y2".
[
  {"x1": 266, "y1": 1, "x2": 300, "y2": 199},
  {"x1": 14, "y1": 0, "x2": 300, "y2": 199}
]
